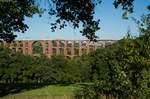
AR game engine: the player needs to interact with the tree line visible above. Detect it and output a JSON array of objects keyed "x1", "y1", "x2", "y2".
[{"x1": 0, "y1": 44, "x2": 92, "y2": 83}]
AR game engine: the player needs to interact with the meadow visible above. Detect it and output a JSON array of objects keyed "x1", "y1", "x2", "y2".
[{"x1": 0, "y1": 83, "x2": 86, "y2": 99}]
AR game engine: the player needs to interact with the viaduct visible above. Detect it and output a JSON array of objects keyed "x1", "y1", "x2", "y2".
[{"x1": 1, "y1": 40, "x2": 117, "y2": 58}]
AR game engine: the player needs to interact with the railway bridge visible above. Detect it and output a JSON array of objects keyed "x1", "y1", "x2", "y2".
[{"x1": 1, "y1": 40, "x2": 117, "y2": 58}]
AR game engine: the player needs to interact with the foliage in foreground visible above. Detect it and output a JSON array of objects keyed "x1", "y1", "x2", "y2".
[
  {"x1": 74, "y1": 12, "x2": 150, "y2": 98},
  {"x1": 75, "y1": 35, "x2": 150, "y2": 99},
  {"x1": 0, "y1": 0, "x2": 44, "y2": 42}
]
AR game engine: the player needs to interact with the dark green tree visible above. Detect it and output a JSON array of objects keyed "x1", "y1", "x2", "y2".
[
  {"x1": 67, "y1": 55, "x2": 91, "y2": 83},
  {"x1": 0, "y1": 45, "x2": 11, "y2": 82},
  {"x1": 74, "y1": 11, "x2": 150, "y2": 98},
  {"x1": 49, "y1": 55, "x2": 70, "y2": 83},
  {"x1": 0, "y1": 0, "x2": 43, "y2": 42}
]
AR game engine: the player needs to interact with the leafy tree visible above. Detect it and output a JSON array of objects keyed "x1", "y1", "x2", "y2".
[
  {"x1": 74, "y1": 11, "x2": 150, "y2": 97},
  {"x1": 76, "y1": 54, "x2": 91, "y2": 82},
  {"x1": 30, "y1": 65, "x2": 52, "y2": 83},
  {"x1": 48, "y1": 0, "x2": 140, "y2": 40},
  {"x1": 8, "y1": 53, "x2": 33, "y2": 82},
  {"x1": 74, "y1": 18, "x2": 150, "y2": 98},
  {"x1": 67, "y1": 55, "x2": 91, "y2": 83},
  {"x1": 49, "y1": 55, "x2": 70, "y2": 83},
  {"x1": 0, "y1": 45, "x2": 11, "y2": 82},
  {"x1": 132, "y1": 6, "x2": 150, "y2": 36},
  {"x1": 0, "y1": 0, "x2": 43, "y2": 42}
]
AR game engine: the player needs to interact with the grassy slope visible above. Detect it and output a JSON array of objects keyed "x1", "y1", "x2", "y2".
[{"x1": 1, "y1": 84, "x2": 83, "y2": 99}]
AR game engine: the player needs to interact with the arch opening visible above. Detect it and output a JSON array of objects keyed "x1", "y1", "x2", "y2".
[
  {"x1": 67, "y1": 41, "x2": 72, "y2": 47},
  {"x1": 106, "y1": 41, "x2": 112, "y2": 46},
  {"x1": 98, "y1": 41, "x2": 103, "y2": 47},
  {"x1": 89, "y1": 41, "x2": 94, "y2": 47},
  {"x1": 52, "y1": 40, "x2": 57, "y2": 47},
  {"x1": 82, "y1": 41, "x2": 87, "y2": 46},
  {"x1": 74, "y1": 41, "x2": 79, "y2": 47},
  {"x1": 19, "y1": 41, "x2": 23, "y2": 47},
  {"x1": 59, "y1": 48, "x2": 64, "y2": 55},
  {"x1": 82, "y1": 48, "x2": 87, "y2": 54},
  {"x1": 32, "y1": 41, "x2": 43, "y2": 54},
  {"x1": 74, "y1": 48, "x2": 79, "y2": 55},
  {"x1": 59, "y1": 41, "x2": 64, "y2": 47},
  {"x1": 52, "y1": 48, "x2": 57, "y2": 55}
]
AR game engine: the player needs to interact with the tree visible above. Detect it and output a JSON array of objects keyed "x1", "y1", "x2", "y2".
[
  {"x1": 67, "y1": 55, "x2": 91, "y2": 83},
  {"x1": 0, "y1": 0, "x2": 43, "y2": 42},
  {"x1": 0, "y1": 45, "x2": 11, "y2": 82},
  {"x1": 1, "y1": 0, "x2": 146, "y2": 42},
  {"x1": 48, "y1": 0, "x2": 137, "y2": 40},
  {"x1": 49, "y1": 55, "x2": 70, "y2": 83},
  {"x1": 132, "y1": 6, "x2": 150, "y2": 36},
  {"x1": 74, "y1": 10, "x2": 150, "y2": 98}
]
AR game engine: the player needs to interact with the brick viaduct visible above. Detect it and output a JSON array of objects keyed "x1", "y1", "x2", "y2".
[{"x1": 1, "y1": 40, "x2": 117, "y2": 58}]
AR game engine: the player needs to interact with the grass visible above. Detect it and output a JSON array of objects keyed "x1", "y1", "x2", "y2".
[{"x1": 0, "y1": 83, "x2": 86, "y2": 99}]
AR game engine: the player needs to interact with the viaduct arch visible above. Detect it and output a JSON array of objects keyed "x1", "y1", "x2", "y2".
[{"x1": 2, "y1": 40, "x2": 117, "y2": 58}]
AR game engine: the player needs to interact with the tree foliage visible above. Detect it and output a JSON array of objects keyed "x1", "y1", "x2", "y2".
[
  {"x1": 1, "y1": 0, "x2": 146, "y2": 41},
  {"x1": 48, "y1": 0, "x2": 101, "y2": 41},
  {"x1": 0, "y1": 0, "x2": 43, "y2": 42},
  {"x1": 74, "y1": 11, "x2": 150, "y2": 98},
  {"x1": 0, "y1": 47, "x2": 91, "y2": 83},
  {"x1": 47, "y1": 0, "x2": 145, "y2": 40},
  {"x1": 74, "y1": 36, "x2": 150, "y2": 98}
]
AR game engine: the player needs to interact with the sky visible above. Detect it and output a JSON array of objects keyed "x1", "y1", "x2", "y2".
[{"x1": 16, "y1": 0, "x2": 150, "y2": 40}]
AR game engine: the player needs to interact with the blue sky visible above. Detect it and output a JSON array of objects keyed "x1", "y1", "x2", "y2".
[{"x1": 16, "y1": 0, "x2": 150, "y2": 40}]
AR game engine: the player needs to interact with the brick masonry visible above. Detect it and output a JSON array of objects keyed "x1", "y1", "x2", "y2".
[{"x1": 2, "y1": 40, "x2": 117, "y2": 58}]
